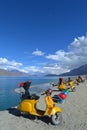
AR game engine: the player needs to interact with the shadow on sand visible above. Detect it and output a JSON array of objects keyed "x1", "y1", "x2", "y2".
[{"x1": 7, "y1": 107, "x2": 51, "y2": 125}]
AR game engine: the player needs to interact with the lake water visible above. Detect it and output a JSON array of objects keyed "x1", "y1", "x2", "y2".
[{"x1": 0, "y1": 76, "x2": 58, "y2": 111}]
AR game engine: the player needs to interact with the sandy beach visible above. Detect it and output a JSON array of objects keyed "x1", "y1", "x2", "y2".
[{"x1": 0, "y1": 79, "x2": 87, "y2": 130}]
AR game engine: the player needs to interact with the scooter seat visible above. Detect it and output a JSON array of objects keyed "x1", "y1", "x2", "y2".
[{"x1": 30, "y1": 94, "x2": 40, "y2": 100}]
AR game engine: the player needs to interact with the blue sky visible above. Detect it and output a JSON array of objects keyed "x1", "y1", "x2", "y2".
[{"x1": 0, "y1": 0, "x2": 87, "y2": 75}]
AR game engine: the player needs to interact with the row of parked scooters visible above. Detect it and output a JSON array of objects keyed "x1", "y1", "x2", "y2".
[
  {"x1": 16, "y1": 76, "x2": 85, "y2": 125},
  {"x1": 52, "y1": 76, "x2": 85, "y2": 104}
]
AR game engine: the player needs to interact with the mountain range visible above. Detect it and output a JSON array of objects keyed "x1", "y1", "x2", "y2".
[
  {"x1": 0, "y1": 69, "x2": 29, "y2": 76},
  {"x1": 46, "y1": 64, "x2": 87, "y2": 77},
  {"x1": 0, "y1": 63, "x2": 87, "y2": 76},
  {"x1": 58, "y1": 64, "x2": 87, "y2": 76}
]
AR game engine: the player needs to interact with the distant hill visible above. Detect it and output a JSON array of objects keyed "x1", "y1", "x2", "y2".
[
  {"x1": 58, "y1": 64, "x2": 87, "y2": 76},
  {"x1": 45, "y1": 64, "x2": 87, "y2": 77},
  {"x1": 45, "y1": 74, "x2": 59, "y2": 77},
  {"x1": 0, "y1": 69, "x2": 29, "y2": 76},
  {"x1": 1, "y1": 63, "x2": 87, "y2": 77}
]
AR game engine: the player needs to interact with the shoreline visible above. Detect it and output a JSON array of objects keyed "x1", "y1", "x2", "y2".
[{"x1": 0, "y1": 79, "x2": 87, "y2": 130}]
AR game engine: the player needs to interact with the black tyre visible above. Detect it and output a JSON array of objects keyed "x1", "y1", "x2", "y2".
[{"x1": 51, "y1": 113, "x2": 62, "y2": 125}]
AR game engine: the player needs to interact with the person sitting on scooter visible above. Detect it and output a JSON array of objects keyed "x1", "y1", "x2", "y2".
[
  {"x1": 68, "y1": 77, "x2": 75, "y2": 91},
  {"x1": 18, "y1": 80, "x2": 31, "y2": 100},
  {"x1": 58, "y1": 78, "x2": 66, "y2": 91},
  {"x1": 45, "y1": 89, "x2": 55, "y2": 108},
  {"x1": 22, "y1": 80, "x2": 31, "y2": 99}
]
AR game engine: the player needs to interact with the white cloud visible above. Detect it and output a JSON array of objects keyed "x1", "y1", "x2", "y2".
[
  {"x1": 20, "y1": 35, "x2": 87, "y2": 75},
  {"x1": 32, "y1": 48, "x2": 45, "y2": 56},
  {"x1": 23, "y1": 66, "x2": 45, "y2": 74},
  {"x1": 1, "y1": 34, "x2": 87, "y2": 75},
  {"x1": 43, "y1": 63, "x2": 69, "y2": 74},
  {"x1": 0, "y1": 57, "x2": 23, "y2": 70},
  {"x1": 45, "y1": 35, "x2": 87, "y2": 73},
  {"x1": 46, "y1": 50, "x2": 67, "y2": 61},
  {"x1": 22, "y1": 64, "x2": 68, "y2": 75},
  {"x1": 68, "y1": 36, "x2": 87, "y2": 50}
]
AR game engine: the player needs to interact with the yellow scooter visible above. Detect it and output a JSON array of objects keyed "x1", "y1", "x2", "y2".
[{"x1": 17, "y1": 89, "x2": 62, "y2": 125}]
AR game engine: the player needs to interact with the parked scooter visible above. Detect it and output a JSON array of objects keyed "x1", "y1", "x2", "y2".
[{"x1": 17, "y1": 88, "x2": 62, "y2": 125}]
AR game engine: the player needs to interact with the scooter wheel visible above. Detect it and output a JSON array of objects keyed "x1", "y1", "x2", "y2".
[
  {"x1": 72, "y1": 87, "x2": 76, "y2": 92},
  {"x1": 51, "y1": 113, "x2": 62, "y2": 125}
]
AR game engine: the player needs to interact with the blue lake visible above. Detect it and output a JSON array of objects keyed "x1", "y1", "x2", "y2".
[{"x1": 0, "y1": 76, "x2": 58, "y2": 111}]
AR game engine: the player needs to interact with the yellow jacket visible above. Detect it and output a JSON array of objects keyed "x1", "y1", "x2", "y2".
[
  {"x1": 58, "y1": 83, "x2": 66, "y2": 90},
  {"x1": 68, "y1": 81, "x2": 74, "y2": 89}
]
